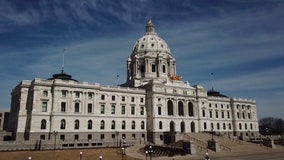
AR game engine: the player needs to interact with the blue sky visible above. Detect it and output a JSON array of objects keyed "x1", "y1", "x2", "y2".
[{"x1": 0, "y1": 0, "x2": 283, "y2": 119}]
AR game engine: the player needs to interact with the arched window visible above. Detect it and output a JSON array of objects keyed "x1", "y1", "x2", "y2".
[
  {"x1": 188, "y1": 102, "x2": 194, "y2": 116},
  {"x1": 204, "y1": 122, "x2": 207, "y2": 130},
  {"x1": 111, "y1": 120, "x2": 115, "y2": 130},
  {"x1": 178, "y1": 101, "x2": 184, "y2": 116},
  {"x1": 159, "y1": 121, "x2": 163, "y2": 129},
  {"x1": 60, "y1": 119, "x2": 66, "y2": 129},
  {"x1": 211, "y1": 123, "x2": 214, "y2": 130},
  {"x1": 239, "y1": 123, "x2": 242, "y2": 130},
  {"x1": 223, "y1": 123, "x2": 226, "y2": 130},
  {"x1": 245, "y1": 123, "x2": 247, "y2": 130},
  {"x1": 75, "y1": 119, "x2": 79, "y2": 129},
  {"x1": 41, "y1": 119, "x2": 46, "y2": 129},
  {"x1": 250, "y1": 123, "x2": 253, "y2": 130},
  {"x1": 100, "y1": 120, "x2": 105, "y2": 130},
  {"x1": 217, "y1": 123, "x2": 220, "y2": 130},
  {"x1": 141, "y1": 121, "x2": 145, "y2": 130},
  {"x1": 167, "y1": 100, "x2": 174, "y2": 115},
  {"x1": 181, "y1": 121, "x2": 185, "y2": 133},
  {"x1": 131, "y1": 121, "x2": 135, "y2": 129},
  {"x1": 122, "y1": 121, "x2": 126, "y2": 130},
  {"x1": 88, "y1": 120, "x2": 92, "y2": 129},
  {"x1": 229, "y1": 123, "x2": 232, "y2": 130}
]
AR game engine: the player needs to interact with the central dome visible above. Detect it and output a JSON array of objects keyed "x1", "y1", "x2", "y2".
[
  {"x1": 131, "y1": 19, "x2": 171, "y2": 57},
  {"x1": 124, "y1": 20, "x2": 177, "y2": 87}
]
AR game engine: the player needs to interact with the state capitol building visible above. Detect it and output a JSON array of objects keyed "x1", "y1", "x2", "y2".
[{"x1": 8, "y1": 20, "x2": 259, "y2": 148}]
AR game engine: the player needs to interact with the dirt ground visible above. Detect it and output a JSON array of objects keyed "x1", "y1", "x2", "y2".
[{"x1": 0, "y1": 148, "x2": 140, "y2": 160}]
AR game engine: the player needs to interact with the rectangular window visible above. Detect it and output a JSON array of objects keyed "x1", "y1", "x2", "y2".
[
  {"x1": 152, "y1": 64, "x2": 156, "y2": 72},
  {"x1": 101, "y1": 95, "x2": 105, "y2": 100},
  {"x1": 215, "y1": 111, "x2": 219, "y2": 118},
  {"x1": 40, "y1": 135, "x2": 45, "y2": 140},
  {"x1": 75, "y1": 92, "x2": 80, "y2": 98},
  {"x1": 132, "y1": 134, "x2": 136, "y2": 139},
  {"x1": 60, "y1": 135, "x2": 65, "y2": 141},
  {"x1": 42, "y1": 102, "x2": 47, "y2": 112},
  {"x1": 122, "y1": 96, "x2": 125, "y2": 102},
  {"x1": 74, "y1": 134, "x2": 79, "y2": 140},
  {"x1": 100, "y1": 134, "x2": 104, "y2": 140},
  {"x1": 227, "y1": 112, "x2": 230, "y2": 119},
  {"x1": 121, "y1": 106, "x2": 125, "y2": 115},
  {"x1": 88, "y1": 103, "x2": 92, "y2": 113},
  {"x1": 131, "y1": 97, "x2": 135, "y2": 102},
  {"x1": 112, "y1": 95, "x2": 115, "y2": 101},
  {"x1": 140, "y1": 98, "x2": 144, "y2": 103},
  {"x1": 158, "y1": 107, "x2": 161, "y2": 115},
  {"x1": 43, "y1": 90, "x2": 48, "y2": 97},
  {"x1": 62, "y1": 90, "x2": 67, "y2": 98},
  {"x1": 222, "y1": 111, "x2": 224, "y2": 118},
  {"x1": 162, "y1": 65, "x2": 166, "y2": 73},
  {"x1": 202, "y1": 109, "x2": 205, "y2": 117},
  {"x1": 88, "y1": 93, "x2": 93, "y2": 99},
  {"x1": 75, "y1": 103, "x2": 80, "y2": 112},
  {"x1": 61, "y1": 102, "x2": 66, "y2": 112},
  {"x1": 131, "y1": 106, "x2": 135, "y2": 115},
  {"x1": 111, "y1": 105, "x2": 115, "y2": 114},
  {"x1": 209, "y1": 110, "x2": 212, "y2": 118},
  {"x1": 88, "y1": 134, "x2": 92, "y2": 140},
  {"x1": 140, "y1": 107, "x2": 144, "y2": 115},
  {"x1": 100, "y1": 105, "x2": 105, "y2": 114}
]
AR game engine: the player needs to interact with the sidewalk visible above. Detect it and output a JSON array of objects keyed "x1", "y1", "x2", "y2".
[
  {"x1": 125, "y1": 144, "x2": 284, "y2": 160},
  {"x1": 125, "y1": 144, "x2": 203, "y2": 160}
]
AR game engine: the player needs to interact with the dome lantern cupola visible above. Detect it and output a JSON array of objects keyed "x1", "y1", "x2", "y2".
[{"x1": 146, "y1": 19, "x2": 155, "y2": 34}]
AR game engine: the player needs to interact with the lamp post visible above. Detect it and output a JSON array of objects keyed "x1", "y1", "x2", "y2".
[
  {"x1": 205, "y1": 151, "x2": 210, "y2": 160},
  {"x1": 99, "y1": 155, "x2": 103, "y2": 160},
  {"x1": 149, "y1": 145, "x2": 153, "y2": 160},
  {"x1": 121, "y1": 146, "x2": 125, "y2": 160},
  {"x1": 53, "y1": 130, "x2": 58, "y2": 150},
  {"x1": 266, "y1": 128, "x2": 269, "y2": 139},
  {"x1": 80, "y1": 152, "x2": 82, "y2": 160},
  {"x1": 145, "y1": 151, "x2": 148, "y2": 160},
  {"x1": 115, "y1": 131, "x2": 119, "y2": 147}
]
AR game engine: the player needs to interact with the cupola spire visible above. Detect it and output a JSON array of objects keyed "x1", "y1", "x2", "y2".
[{"x1": 146, "y1": 18, "x2": 155, "y2": 33}]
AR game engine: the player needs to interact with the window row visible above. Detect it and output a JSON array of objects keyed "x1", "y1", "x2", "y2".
[
  {"x1": 209, "y1": 103, "x2": 230, "y2": 109},
  {"x1": 100, "y1": 95, "x2": 144, "y2": 103},
  {"x1": 207, "y1": 122, "x2": 232, "y2": 131},
  {"x1": 42, "y1": 102, "x2": 145, "y2": 116},
  {"x1": 40, "y1": 119, "x2": 145, "y2": 130},
  {"x1": 39, "y1": 133, "x2": 146, "y2": 141},
  {"x1": 60, "y1": 91, "x2": 94, "y2": 99},
  {"x1": 238, "y1": 123, "x2": 253, "y2": 130},
  {"x1": 236, "y1": 112, "x2": 252, "y2": 119},
  {"x1": 208, "y1": 110, "x2": 231, "y2": 119},
  {"x1": 166, "y1": 100, "x2": 194, "y2": 116}
]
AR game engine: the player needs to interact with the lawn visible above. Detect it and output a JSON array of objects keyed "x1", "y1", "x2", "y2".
[{"x1": 0, "y1": 148, "x2": 140, "y2": 160}]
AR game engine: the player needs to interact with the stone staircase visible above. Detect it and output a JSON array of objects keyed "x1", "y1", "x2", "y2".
[{"x1": 183, "y1": 133, "x2": 273, "y2": 153}]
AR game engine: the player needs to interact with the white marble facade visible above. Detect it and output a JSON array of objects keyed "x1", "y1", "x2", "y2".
[{"x1": 8, "y1": 20, "x2": 259, "y2": 146}]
